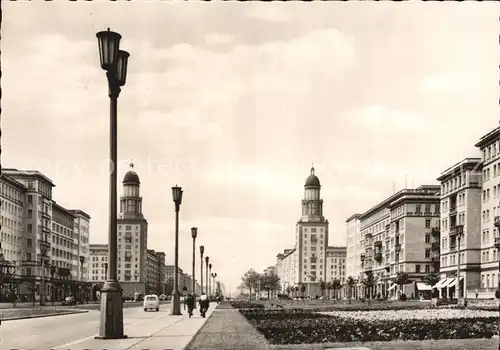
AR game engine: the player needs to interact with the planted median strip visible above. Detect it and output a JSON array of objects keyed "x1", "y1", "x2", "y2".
[{"x1": 0, "y1": 308, "x2": 88, "y2": 321}]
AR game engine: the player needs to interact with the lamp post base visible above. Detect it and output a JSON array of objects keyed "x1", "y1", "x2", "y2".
[
  {"x1": 170, "y1": 292, "x2": 181, "y2": 316},
  {"x1": 95, "y1": 280, "x2": 127, "y2": 340}
]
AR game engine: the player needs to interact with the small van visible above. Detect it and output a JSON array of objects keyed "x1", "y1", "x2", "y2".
[{"x1": 143, "y1": 294, "x2": 160, "y2": 312}]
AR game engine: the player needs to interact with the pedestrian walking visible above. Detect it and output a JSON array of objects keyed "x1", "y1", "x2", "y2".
[
  {"x1": 185, "y1": 293, "x2": 195, "y2": 318},
  {"x1": 199, "y1": 293, "x2": 209, "y2": 318}
]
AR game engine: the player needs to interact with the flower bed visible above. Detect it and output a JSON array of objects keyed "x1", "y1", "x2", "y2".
[
  {"x1": 319, "y1": 309, "x2": 498, "y2": 320},
  {"x1": 240, "y1": 309, "x2": 499, "y2": 344},
  {"x1": 229, "y1": 301, "x2": 265, "y2": 309}
]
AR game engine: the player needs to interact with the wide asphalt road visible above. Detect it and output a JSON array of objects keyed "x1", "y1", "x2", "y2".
[{"x1": 0, "y1": 303, "x2": 175, "y2": 349}]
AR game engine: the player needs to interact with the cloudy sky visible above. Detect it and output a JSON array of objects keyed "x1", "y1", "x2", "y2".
[{"x1": 2, "y1": 2, "x2": 498, "y2": 294}]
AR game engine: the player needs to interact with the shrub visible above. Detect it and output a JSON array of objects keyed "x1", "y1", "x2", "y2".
[
  {"x1": 230, "y1": 301, "x2": 265, "y2": 309},
  {"x1": 240, "y1": 309, "x2": 498, "y2": 344},
  {"x1": 399, "y1": 294, "x2": 407, "y2": 301}
]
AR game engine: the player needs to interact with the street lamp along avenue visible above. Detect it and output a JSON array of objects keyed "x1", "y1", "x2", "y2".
[
  {"x1": 191, "y1": 227, "x2": 198, "y2": 297},
  {"x1": 208, "y1": 263, "x2": 212, "y2": 297},
  {"x1": 40, "y1": 238, "x2": 51, "y2": 306},
  {"x1": 171, "y1": 185, "x2": 183, "y2": 316},
  {"x1": 79, "y1": 255, "x2": 86, "y2": 303},
  {"x1": 200, "y1": 246, "x2": 205, "y2": 295},
  {"x1": 95, "y1": 27, "x2": 130, "y2": 340},
  {"x1": 205, "y1": 256, "x2": 210, "y2": 295},
  {"x1": 211, "y1": 272, "x2": 217, "y2": 298}
]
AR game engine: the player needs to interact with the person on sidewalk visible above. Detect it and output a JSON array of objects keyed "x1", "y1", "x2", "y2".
[
  {"x1": 199, "y1": 293, "x2": 209, "y2": 318},
  {"x1": 185, "y1": 293, "x2": 195, "y2": 318}
]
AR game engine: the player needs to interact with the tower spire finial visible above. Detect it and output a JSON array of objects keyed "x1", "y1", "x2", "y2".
[
  {"x1": 311, "y1": 163, "x2": 315, "y2": 175},
  {"x1": 130, "y1": 159, "x2": 134, "y2": 169}
]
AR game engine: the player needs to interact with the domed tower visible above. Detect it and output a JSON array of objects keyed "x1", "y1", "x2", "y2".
[
  {"x1": 120, "y1": 163, "x2": 144, "y2": 219},
  {"x1": 295, "y1": 165, "x2": 329, "y2": 298},
  {"x1": 302, "y1": 166, "x2": 324, "y2": 220}
]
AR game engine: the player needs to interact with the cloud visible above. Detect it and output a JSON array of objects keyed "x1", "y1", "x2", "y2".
[
  {"x1": 205, "y1": 33, "x2": 234, "y2": 45},
  {"x1": 245, "y1": 6, "x2": 293, "y2": 22},
  {"x1": 419, "y1": 73, "x2": 486, "y2": 95},
  {"x1": 346, "y1": 105, "x2": 423, "y2": 132}
]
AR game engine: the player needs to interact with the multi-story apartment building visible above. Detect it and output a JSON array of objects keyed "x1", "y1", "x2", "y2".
[
  {"x1": 345, "y1": 214, "x2": 361, "y2": 297},
  {"x1": 276, "y1": 248, "x2": 296, "y2": 293},
  {"x1": 70, "y1": 210, "x2": 91, "y2": 282},
  {"x1": 326, "y1": 246, "x2": 346, "y2": 289},
  {"x1": 164, "y1": 265, "x2": 184, "y2": 293},
  {"x1": 296, "y1": 167, "x2": 329, "y2": 297},
  {"x1": 356, "y1": 185, "x2": 441, "y2": 299},
  {"x1": 434, "y1": 158, "x2": 482, "y2": 299},
  {"x1": 89, "y1": 244, "x2": 108, "y2": 282},
  {"x1": 476, "y1": 128, "x2": 500, "y2": 295},
  {"x1": 1, "y1": 169, "x2": 91, "y2": 302},
  {"x1": 146, "y1": 249, "x2": 165, "y2": 294}
]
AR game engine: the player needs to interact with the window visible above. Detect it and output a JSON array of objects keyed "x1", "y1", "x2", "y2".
[
  {"x1": 415, "y1": 264, "x2": 421, "y2": 273},
  {"x1": 425, "y1": 249, "x2": 430, "y2": 258},
  {"x1": 27, "y1": 224, "x2": 32, "y2": 233},
  {"x1": 425, "y1": 265, "x2": 430, "y2": 273},
  {"x1": 28, "y1": 195, "x2": 33, "y2": 204},
  {"x1": 425, "y1": 220, "x2": 430, "y2": 228},
  {"x1": 416, "y1": 205, "x2": 421, "y2": 213},
  {"x1": 425, "y1": 205, "x2": 430, "y2": 213}
]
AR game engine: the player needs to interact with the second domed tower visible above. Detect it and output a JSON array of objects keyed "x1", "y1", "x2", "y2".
[
  {"x1": 302, "y1": 166, "x2": 324, "y2": 220},
  {"x1": 120, "y1": 163, "x2": 144, "y2": 219}
]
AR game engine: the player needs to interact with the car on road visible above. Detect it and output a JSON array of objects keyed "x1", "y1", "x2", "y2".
[
  {"x1": 159, "y1": 294, "x2": 167, "y2": 300},
  {"x1": 62, "y1": 296, "x2": 76, "y2": 306},
  {"x1": 143, "y1": 294, "x2": 159, "y2": 312}
]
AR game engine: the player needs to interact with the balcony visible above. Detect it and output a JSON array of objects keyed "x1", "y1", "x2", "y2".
[
  {"x1": 374, "y1": 241, "x2": 382, "y2": 248},
  {"x1": 310, "y1": 257, "x2": 317, "y2": 264},
  {"x1": 449, "y1": 206, "x2": 457, "y2": 215},
  {"x1": 431, "y1": 242, "x2": 440, "y2": 251},
  {"x1": 365, "y1": 232, "x2": 373, "y2": 239},
  {"x1": 431, "y1": 227, "x2": 440, "y2": 236},
  {"x1": 495, "y1": 216, "x2": 500, "y2": 228},
  {"x1": 449, "y1": 225, "x2": 464, "y2": 237},
  {"x1": 386, "y1": 223, "x2": 390, "y2": 229},
  {"x1": 450, "y1": 244, "x2": 457, "y2": 251},
  {"x1": 395, "y1": 244, "x2": 401, "y2": 252},
  {"x1": 374, "y1": 252, "x2": 382, "y2": 261},
  {"x1": 360, "y1": 254, "x2": 366, "y2": 261},
  {"x1": 41, "y1": 211, "x2": 51, "y2": 220},
  {"x1": 494, "y1": 237, "x2": 500, "y2": 249}
]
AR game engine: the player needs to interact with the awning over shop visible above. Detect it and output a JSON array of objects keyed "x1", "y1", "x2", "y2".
[
  {"x1": 416, "y1": 282, "x2": 432, "y2": 291},
  {"x1": 446, "y1": 277, "x2": 463, "y2": 288},
  {"x1": 388, "y1": 284, "x2": 397, "y2": 291},
  {"x1": 442, "y1": 278, "x2": 456, "y2": 288},
  {"x1": 432, "y1": 278, "x2": 450, "y2": 289}
]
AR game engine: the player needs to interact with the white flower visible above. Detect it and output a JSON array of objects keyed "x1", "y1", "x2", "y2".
[{"x1": 318, "y1": 309, "x2": 498, "y2": 320}]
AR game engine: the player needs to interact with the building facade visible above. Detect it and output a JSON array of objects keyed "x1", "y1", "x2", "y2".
[
  {"x1": 1, "y1": 169, "x2": 91, "y2": 302},
  {"x1": 345, "y1": 214, "x2": 361, "y2": 297},
  {"x1": 276, "y1": 248, "x2": 296, "y2": 293},
  {"x1": 434, "y1": 158, "x2": 482, "y2": 298},
  {"x1": 356, "y1": 185, "x2": 441, "y2": 299},
  {"x1": 475, "y1": 128, "x2": 500, "y2": 296}
]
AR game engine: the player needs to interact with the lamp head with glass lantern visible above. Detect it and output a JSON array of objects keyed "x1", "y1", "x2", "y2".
[
  {"x1": 205, "y1": 256, "x2": 209, "y2": 265},
  {"x1": 191, "y1": 227, "x2": 198, "y2": 239},
  {"x1": 172, "y1": 185, "x2": 183, "y2": 212},
  {"x1": 96, "y1": 28, "x2": 130, "y2": 96},
  {"x1": 209, "y1": 263, "x2": 212, "y2": 270},
  {"x1": 200, "y1": 245, "x2": 204, "y2": 256}
]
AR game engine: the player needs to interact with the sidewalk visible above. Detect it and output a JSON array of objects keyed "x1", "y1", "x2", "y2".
[{"x1": 53, "y1": 303, "x2": 217, "y2": 350}]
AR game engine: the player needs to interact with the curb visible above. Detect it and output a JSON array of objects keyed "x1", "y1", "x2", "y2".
[{"x1": 1, "y1": 309, "x2": 89, "y2": 322}]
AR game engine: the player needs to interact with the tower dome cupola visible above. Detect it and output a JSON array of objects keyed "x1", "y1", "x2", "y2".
[
  {"x1": 304, "y1": 166, "x2": 320, "y2": 188},
  {"x1": 123, "y1": 162, "x2": 140, "y2": 185}
]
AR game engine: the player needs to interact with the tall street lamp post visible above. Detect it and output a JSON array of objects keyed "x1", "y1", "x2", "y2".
[
  {"x1": 205, "y1": 256, "x2": 210, "y2": 295},
  {"x1": 171, "y1": 185, "x2": 183, "y2": 316},
  {"x1": 191, "y1": 227, "x2": 198, "y2": 297},
  {"x1": 455, "y1": 225, "x2": 464, "y2": 304},
  {"x1": 80, "y1": 256, "x2": 85, "y2": 302},
  {"x1": 95, "y1": 27, "x2": 130, "y2": 340},
  {"x1": 40, "y1": 238, "x2": 51, "y2": 306},
  {"x1": 211, "y1": 272, "x2": 217, "y2": 297},
  {"x1": 208, "y1": 263, "x2": 212, "y2": 297},
  {"x1": 200, "y1": 246, "x2": 205, "y2": 295}
]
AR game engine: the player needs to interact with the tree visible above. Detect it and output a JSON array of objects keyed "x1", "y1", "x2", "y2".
[
  {"x1": 241, "y1": 269, "x2": 260, "y2": 299},
  {"x1": 320, "y1": 280, "x2": 327, "y2": 298},
  {"x1": 422, "y1": 272, "x2": 440, "y2": 288},
  {"x1": 362, "y1": 272, "x2": 377, "y2": 305},
  {"x1": 260, "y1": 272, "x2": 280, "y2": 300},
  {"x1": 326, "y1": 282, "x2": 333, "y2": 299},
  {"x1": 285, "y1": 286, "x2": 291, "y2": 296},
  {"x1": 300, "y1": 284, "x2": 306, "y2": 298},
  {"x1": 393, "y1": 271, "x2": 412, "y2": 300},
  {"x1": 346, "y1": 276, "x2": 356, "y2": 304},
  {"x1": 331, "y1": 278, "x2": 342, "y2": 301}
]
